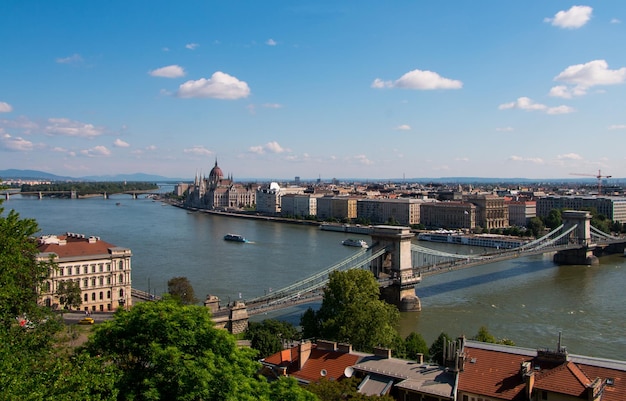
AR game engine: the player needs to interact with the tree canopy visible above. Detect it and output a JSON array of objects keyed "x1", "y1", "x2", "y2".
[
  {"x1": 85, "y1": 299, "x2": 314, "y2": 400},
  {"x1": 167, "y1": 276, "x2": 198, "y2": 305},
  {"x1": 301, "y1": 269, "x2": 400, "y2": 352}
]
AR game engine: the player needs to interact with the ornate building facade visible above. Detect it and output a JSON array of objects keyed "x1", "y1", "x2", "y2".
[
  {"x1": 37, "y1": 233, "x2": 132, "y2": 312},
  {"x1": 185, "y1": 160, "x2": 256, "y2": 210}
]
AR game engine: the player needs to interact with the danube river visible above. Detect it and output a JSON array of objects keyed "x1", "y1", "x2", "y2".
[{"x1": 3, "y1": 190, "x2": 626, "y2": 360}]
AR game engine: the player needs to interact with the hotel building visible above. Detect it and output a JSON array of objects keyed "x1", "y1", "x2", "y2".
[{"x1": 37, "y1": 233, "x2": 132, "y2": 312}]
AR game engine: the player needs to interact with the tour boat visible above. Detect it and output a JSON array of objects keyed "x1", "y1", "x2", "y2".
[
  {"x1": 224, "y1": 233, "x2": 247, "y2": 243},
  {"x1": 342, "y1": 238, "x2": 368, "y2": 248}
]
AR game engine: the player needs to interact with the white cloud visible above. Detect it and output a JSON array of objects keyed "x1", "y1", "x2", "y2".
[
  {"x1": 509, "y1": 155, "x2": 544, "y2": 164},
  {"x1": 611, "y1": 18, "x2": 621, "y2": 24},
  {"x1": 395, "y1": 124, "x2": 411, "y2": 131},
  {"x1": 545, "y1": 5, "x2": 592, "y2": 29},
  {"x1": 352, "y1": 154, "x2": 373, "y2": 165},
  {"x1": 608, "y1": 124, "x2": 626, "y2": 130},
  {"x1": 266, "y1": 39, "x2": 277, "y2": 46},
  {"x1": 498, "y1": 97, "x2": 574, "y2": 115},
  {"x1": 183, "y1": 146, "x2": 212, "y2": 156},
  {"x1": 113, "y1": 138, "x2": 130, "y2": 148},
  {"x1": 557, "y1": 153, "x2": 583, "y2": 160},
  {"x1": 80, "y1": 145, "x2": 111, "y2": 157},
  {"x1": 546, "y1": 105, "x2": 575, "y2": 115},
  {"x1": 249, "y1": 141, "x2": 289, "y2": 154},
  {"x1": 372, "y1": 69, "x2": 462, "y2": 90},
  {"x1": 176, "y1": 71, "x2": 250, "y2": 99},
  {"x1": 45, "y1": 118, "x2": 105, "y2": 137},
  {"x1": 553, "y1": 60, "x2": 626, "y2": 97},
  {"x1": 0, "y1": 102, "x2": 13, "y2": 113},
  {"x1": 56, "y1": 54, "x2": 84, "y2": 64},
  {"x1": 1, "y1": 133, "x2": 33, "y2": 151},
  {"x1": 262, "y1": 103, "x2": 283, "y2": 109},
  {"x1": 146, "y1": 145, "x2": 157, "y2": 151},
  {"x1": 185, "y1": 43, "x2": 199, "y2": 50},
  {"x1": 498, "y1": 97, "x2": 547, "y2": 111},
  {"x1": 149, "y1": 65, "x2": 186, "y2": 78},
  {"x1": 456, "y1": 157, "x2": 470, "y2": 162},
  {"x1": 496, "y1": 127, "x2": 514, "y2": 132}
]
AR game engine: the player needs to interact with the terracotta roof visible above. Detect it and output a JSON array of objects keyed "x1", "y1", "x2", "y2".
[
  {"x1": 458, "y1": 346, "x2": 530, "y2": 400},
  {"x1": 263, "y1": 344, "x2": 361, "y2": 383},
  {"x1": 576, "y1": 364, "x2": 626, "y2": 401},
  {"x1": 534, "y1": 361, "x2": 589, "y2": 396},
  {"x1": 37, "y1": 234, "x2": 117, "y2": 259}
]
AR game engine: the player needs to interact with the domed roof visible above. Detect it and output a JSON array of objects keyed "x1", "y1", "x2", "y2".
[{"x1": 208, "y1": 160, "x2": 224, "y2": 182}]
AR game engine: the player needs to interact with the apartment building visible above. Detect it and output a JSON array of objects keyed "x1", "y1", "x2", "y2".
[
  {"x1": 356, "y1": 198, "x2": 423, "y2": 226},
  {"x1": 37, "y1": 233, "x2": 132, "y2": 312},
  {"x1": 536, "y1": 195, "x2": 626, "y2": 223},
  {"x1": 317, "y1": 196, "x2": 358, "y2": 221},
  {"x1": 420, "y1": 201, "x2": 476, "y2": 230}
]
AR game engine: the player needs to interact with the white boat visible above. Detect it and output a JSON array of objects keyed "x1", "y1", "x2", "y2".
[
  {"x1": 224, "y1": 233, "x2": 247, "y2": 243},
  {"x1": 342, "y1": 238, "x2": 368, "y2": 248}
]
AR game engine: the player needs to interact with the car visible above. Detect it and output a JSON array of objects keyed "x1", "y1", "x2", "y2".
[{"x1": 78, "y1": 317, "x2": 95, "y2": 325}]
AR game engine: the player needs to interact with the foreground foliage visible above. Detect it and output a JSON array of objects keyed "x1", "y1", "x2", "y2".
[
  {"x1": 85, "y1": 299, "x2": 315, "y2": 400},
  {"x1": 301, "y1": 269, "x2": 400, "y2": 352}
]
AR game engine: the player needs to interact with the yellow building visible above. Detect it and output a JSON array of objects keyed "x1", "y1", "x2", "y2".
[{"x1": 37, "y1": 233, "x2": 132, "y2": 312}]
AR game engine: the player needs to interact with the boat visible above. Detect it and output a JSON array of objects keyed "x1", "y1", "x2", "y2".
[
  {"x1": 342, "y1": 238, "x2": 368, "y2": 248},
  {"x1": 224, "y1": 233, "x2": 247, "y2": 243}
]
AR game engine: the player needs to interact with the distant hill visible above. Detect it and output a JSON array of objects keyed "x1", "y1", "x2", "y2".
[{"x1": 0, "y1": 169, "x2": 188, "y2": 182}]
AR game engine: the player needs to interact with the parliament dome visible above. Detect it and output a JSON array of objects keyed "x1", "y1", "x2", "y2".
[{"x1": 208, "y1": 160, "x2": 224, "y2": 182}]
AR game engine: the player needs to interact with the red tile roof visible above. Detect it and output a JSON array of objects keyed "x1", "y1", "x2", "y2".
[
  {"x1": 37, "y1": 235, "x2": 117, "y2": 259},
  {"x1": 534, "y1": 361, "x2": 589, "y2": 397},
  {"x1": 263, "y1": 344, "x2": 360, "y2": 383},
  {"x1": 458, "y1": 346, "x2": 530, "y2": 400}
]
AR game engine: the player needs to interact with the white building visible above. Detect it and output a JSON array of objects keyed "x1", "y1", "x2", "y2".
[{"x1": 37, "y1": 233, "x2": 132, "y2": 312}]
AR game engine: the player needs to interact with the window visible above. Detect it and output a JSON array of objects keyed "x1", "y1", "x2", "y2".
[
  {"x1": 99, "y1": 277, "x2": 104, "y2": 286},
  {"x1": 83, "y1": 278, "x2": 88, "y2": 287},
  {"x1": 83, "y1": 265, "x2": 88, "y2": 274},
  {"x1": 59, "y1": 268, "x2": 64, "y2": 276},
  {"x1": 75, "y1": 266, "x2": 80, "y2": 275},
  {"x1": 67, "y1": 267, "x2": 72, "y2": 276},
  {"x1": 119, "y1": 261, "x2": 124, "y2": 270},
  {"x1": 99, "y1": 264, "x2": 103, "y2": 272},
  {"x1": 107, "y1": 277, "x2": 111, "y2": 285},
  {"x1": 119, "y1": 274, "x2": 124, "y2": 284},
  {"x1": 119, "y1": 289, "x2": 124, "y2": 298},
  {"x1": 92, "y1": 293, "x2": 96, "y2": 301},
  {"x1": 99, "y1": 292, "x2": 103, "y2": 300},
  {"x1": 107, "y1": 290, "x2": 111, "y2": 299},
  {"x1": 84, "y1": 293, "x2": 88, "y2": 302},
  {"x1": 91, "y1": 265, "x2": 96, "y2": 273},
  {"x1": 91, "y1": 278, "x2": 96, "y2": 286},
  {"x1": 106, "y1": 263, "x2": 111, "y2": 271}
]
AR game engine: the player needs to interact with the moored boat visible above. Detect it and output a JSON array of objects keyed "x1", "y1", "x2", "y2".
[
  {"x1": 224, "y1": 233, "x2": 247, "y2": 243},
  {"x1": 342, "y1": 238, "x2": 368, "y2": 247}
]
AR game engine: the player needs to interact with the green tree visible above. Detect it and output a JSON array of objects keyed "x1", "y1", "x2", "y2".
[
  {"x1": 167, "y1": 276, "x2": 198, "y2": 305},
  {"x1": 85, "y1": 299, "x2": 311, "y2": 400},
  {"x1": 527, "y1": 217, "x2": 545, "y2": 238},
  {"x1": 0, "y1": 203, "x2": 54, "y2": 328},
  {"x1": 57, "y1": 280, "x2": 83, "y2": 310},
  {"x1": 300, "y1": 307, "x2": 320, "y2": 339},
  {"x1": 428, "y1": 332, "x2": 452, "y2": 365},
  {"x1": 307, "y1": 377, "x2": 394, "y2": 401},
  {"x1": 245, "y1": 319, "x2": 300, "y2": 359},
  {"x1": 544, "y1": 209, "x2": 562, "y2": 230},
  {"x1": 472, "y1": 326, "x2": 496, "y2": 343},
  {"x1": 303, "y1": 269, "x2": 400, "y2": 352},
  {"x1": 404, "y1": 332, "x2": 429, "y2": 361}
]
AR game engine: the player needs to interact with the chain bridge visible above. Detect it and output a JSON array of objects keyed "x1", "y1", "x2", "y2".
[{"x1": 233, "y1": 211, "x2": 626, "y2": 316}]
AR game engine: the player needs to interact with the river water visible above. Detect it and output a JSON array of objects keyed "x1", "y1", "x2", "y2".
[{"x1": 3, "y1": 189, "x2": 625, "y2": 360}]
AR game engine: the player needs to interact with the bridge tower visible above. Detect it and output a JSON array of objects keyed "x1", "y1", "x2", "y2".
[
  {"x1": 369, "y1": 225, "x2": 421, "y2": 312},
  {"x1": 554, "y1": 210, "x2": 598, "y2": 265}
]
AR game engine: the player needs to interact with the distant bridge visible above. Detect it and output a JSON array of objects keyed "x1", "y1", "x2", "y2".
[{"x1": 1, "y1": 189, "x2": 160, "y2": 200}]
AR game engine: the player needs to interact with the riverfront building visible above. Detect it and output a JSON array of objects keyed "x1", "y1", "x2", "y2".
[
  {"x1": 185, "y1": 160, "x2": 256, "y2": 210},
  {"x1": 37, "y1": 233, "x2": 132, "y2": 312},
  {"x1": 420, "y1": 201, "x2": 476, "y2": 229},
  {"x1": 464, "y1": 194, "x2": 509, "y2": 230},
  {"x1": 536, "y1": 195, "x2": 626, "y2": 223},
  {"x1": 280, "y1": 193, "x2": 319, "y2": 217},
  {"x1": 356, "y1": 198, "x2": 423, "y2": 226},
  {"x1": 506, "y1": 199, "x2": 536, "y2": 227},
  {"x1": 317, "y1": 196, "x2": 358, "y2": 221}
]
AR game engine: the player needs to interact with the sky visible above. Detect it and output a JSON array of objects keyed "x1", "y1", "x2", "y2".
[{"x1": 1, "y1": 1, "x2": 625, "y2": 181}]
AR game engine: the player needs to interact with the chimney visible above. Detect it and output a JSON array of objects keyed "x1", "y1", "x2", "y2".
[
  {"x1": 373, "y1": 346, "x2": 392, "y2": 359},
  {"x1": 337, "y1": 343, "x2": 352, "y2": 354},
  {"x1": 299, "y1": 341, "x2": 312, "y2": 370},
  {"x1": 416, "y1": 353, "x2": 424, "y2": 364},
  {"x1": 316, "y1": 340, "x2": 337, "y2": 351}
]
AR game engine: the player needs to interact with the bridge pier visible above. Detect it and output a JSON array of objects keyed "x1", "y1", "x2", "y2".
[
  {"x1": 103, "y1": 192, "x2": 109, "y2": 199},
  {"x1": 369, "y1": 226, "x2": 422, "y2": 312},
  {"x1": 38, "y1": 192, "x2": 43, "y2": 200},
  {"x1": 554, "y1": 211, "x2": 599, "y2": 266},
  {"x1": 4, "y1": 193, "x2": 8, "y2": 200}
]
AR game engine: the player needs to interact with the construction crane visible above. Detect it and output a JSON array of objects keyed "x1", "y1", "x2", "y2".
[{"x1": 570, "y1": 169, "x2": 612, "y2": 194}]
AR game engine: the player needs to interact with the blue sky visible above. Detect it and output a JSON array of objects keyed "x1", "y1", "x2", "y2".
[{"x1": 1, "y1": 1, "x2": 625, "y2": 180}]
